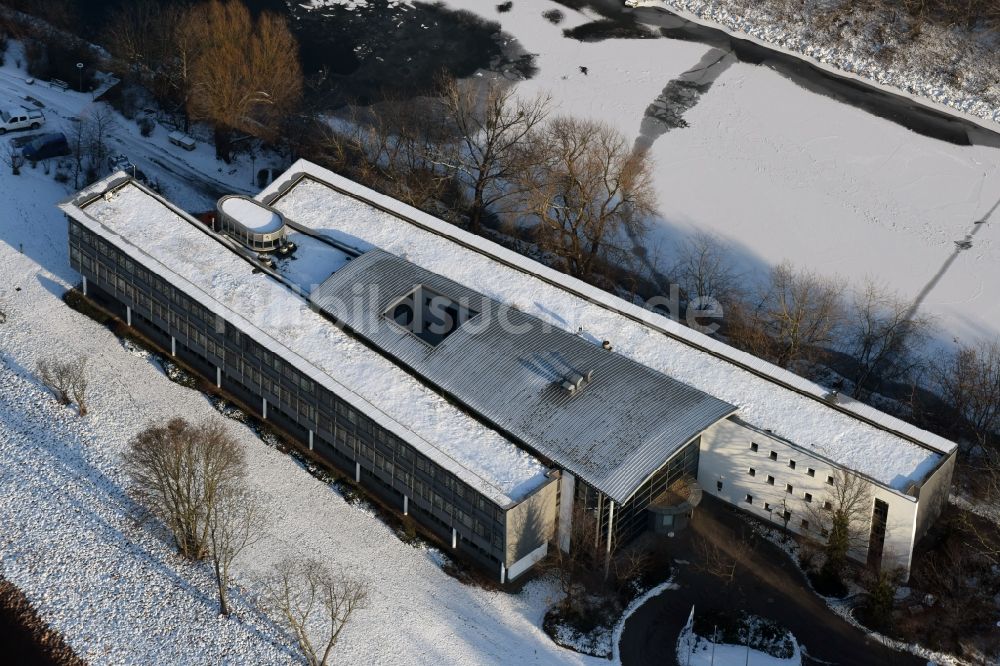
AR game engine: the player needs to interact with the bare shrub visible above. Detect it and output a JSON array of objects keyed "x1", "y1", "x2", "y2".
[
  {"x1": 37, "y1": 356, "x2": 88, "y2": 414},
  {"x1": 727, "y1": 261, "x2": 845, "y2": 370},
  {"x1": 125, "y1": 417, "x2": 246, "y2": 560},
  {"x1": 264, "y1": 558, "x2": 369, "y2": 666},
  {"x1": 0, "y1": 141, "x2": 24, "y2": 175}
]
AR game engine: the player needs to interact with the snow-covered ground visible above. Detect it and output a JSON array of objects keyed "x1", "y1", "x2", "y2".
[
  {"x1": 0, "y1": 45, "x2": 605, "y2": 665},
  {"x1": 436, "y1": 0, "x2": 1000, "y2": 347}
]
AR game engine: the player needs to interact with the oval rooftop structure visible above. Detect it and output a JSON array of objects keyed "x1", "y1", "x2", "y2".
[{"x1": 216, "y1": 195, "x2": 287, "y2": 251}]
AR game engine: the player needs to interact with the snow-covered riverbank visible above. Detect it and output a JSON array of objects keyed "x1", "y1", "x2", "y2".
[{"x1": 629, "y1": 0, "x2": 1000, "y2": 129}]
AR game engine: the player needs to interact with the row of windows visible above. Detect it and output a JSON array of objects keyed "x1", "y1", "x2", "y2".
[
  {"x1": 743, "y1": 467, "x2": 836, "y2": 505},
  {"x1": 748, "y1": 442, "x2": 836, "y2": 482},
  {"x1": 225, "y1": 340, "x2": 506, "y2": 550}
]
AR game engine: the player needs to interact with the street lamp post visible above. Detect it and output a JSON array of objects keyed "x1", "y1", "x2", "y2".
[{"x1": 76, "y1": 62, "x2": 83, "y2": 92}]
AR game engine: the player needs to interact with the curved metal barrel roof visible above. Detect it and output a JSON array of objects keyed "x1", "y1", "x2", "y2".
[{"x1": 310, "y1": 250, "x2": 737, "y2": 504}]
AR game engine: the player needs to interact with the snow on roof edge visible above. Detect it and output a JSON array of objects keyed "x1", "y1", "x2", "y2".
[{"x1": 260, "y1": 161, "x2": 957, "y2": 466}]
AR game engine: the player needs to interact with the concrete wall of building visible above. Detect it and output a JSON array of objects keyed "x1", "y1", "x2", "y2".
[
  {"x1": 557, "y1": 472, "x2": 575, "y2": 553},
  {"x1": 698, "y1": 417, "x2": 921, "y2": 576},
  {"x1": 505, "y1": 474, "x2": 558, "y2": 577},
  {"x1": 913, "y1": 451, "x2": 956, "y2": 545}
]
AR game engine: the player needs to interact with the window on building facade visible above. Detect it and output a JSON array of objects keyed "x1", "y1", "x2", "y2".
[
  {"x1": 824, "y1": 500, "x2": 833, "y2": 510},
  {"x1": 748, "y1": 467, "x2": 756, "y2": 477},
  {"x1": 788, "y1": 460, "x2": 796, "y2": 470},
  {"x1": 750, "y1": 442, "x2": 758, "y2": 452},
  {"x1": 827, "y1": 475, "x2": 835, "y2": 485},
  {"x1": 804, "y1": 493, "x2": 812, "y2": 503},
  {"x1": 745, "y1": 494, "x2": 753, "y2": 504},
  {"x1": 716, "y1": 480, "x2": 723, "y2": 491},
  {"x1": 764, "y1": 502, "x2": 772, "y2": 512},
  {"x1": 781, "y1": 510, "x2": 791, "y2": 521},
  {"x1": 801, "y1": 519, "x2": 809, "y2": 530},
  {"x1": 807, "y1": 468, "x2": 815, "y2": 477},
  {"x1": 769, "y1": 451, "x2": 778, "y2": 461},
  {"x1": 766, "y1": 475, "x2": 775, "y2": 485},
  {"x1": 785, "y1": 483, "x2": 793, "y2": 493}
]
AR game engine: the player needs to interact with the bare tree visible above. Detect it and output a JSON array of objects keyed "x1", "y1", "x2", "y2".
[
  {"x1": 517, "y1": 117, "x2": 655, "y2": 281},
  {"x1": 102, "y1": 0, "x2": 179, "y2": 83},
  {"x1": 208, "y1": 484, "x2": 267, "y2": 616},
  {"x1": 436, "y1": 76, "x2": 550, "y2": 232},
  {"x1": 693, "y1": 525, "x2": 754, "y2": 606},
  {"x1": 182, "y1": 0, "x2": 303, "y2": 161},
  {"x1": 846, "y1": 279, "x2": 932, "y2": 398},
  {"x1": 67, "y1": 117, "x2": 88, "y2": 188},
  {"x1": 68, "y1": 357, "x2": 88, "y2": 416},
  {"x1": 541, "y1": 504, "x2": 600, "y2": 613},
  {"x1": 807, "y1": 469, "x2": 873, "y2": 583},
  {"x1": 37, "y1": 356, "x2": 88, "y2": 414},
  {"x1": 934, "y1": 337, "x2": 1000, "y2": 448},
  {"x1": 125, "y1": 417, "x2": 246, "y2": 560},
  {"x1": 0, "y1": 141, "x2": 24, "y2": 175},
  {"x1": 727, "y1": 261, "x2": 845, "y2": 370},
  {"x1": 264, "y1": 558, "x2": 369, "y2": 666},
  {"x1": 37, "y1": 358, "x2": 71, "y2": 405},
  {"x1": 83, "y1": 104, "x2": 119, "y2": 178},
  {"x1": 672, "y1": 231, "x2": 742, "y2": 309},
  {"x1": 318, "y1": 96, "x2": 451, "y2": 212}
]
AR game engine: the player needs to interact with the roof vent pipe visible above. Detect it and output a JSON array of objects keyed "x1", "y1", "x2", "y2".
[{"x1": 602, "y1": 340, "x2": 612, "y2": 350}]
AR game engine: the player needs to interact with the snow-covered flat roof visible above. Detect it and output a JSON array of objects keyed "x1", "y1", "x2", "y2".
[
  {"x1": 59, "y1": 175, "x2": 550, "y2": 506},
  {"x1": 261, "y1": 160, "x2": 955, "y2": 493},
  {"x1": 275, "y1": 229, "x2": 354, "y2": 292}
]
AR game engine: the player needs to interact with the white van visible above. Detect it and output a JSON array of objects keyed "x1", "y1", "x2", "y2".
[
  {"x1": 168, "y1": 130, "x2": 196, "y2": 151},
  {"x1": 0, "y1": 108, "x2": 44, "y2": 134}
]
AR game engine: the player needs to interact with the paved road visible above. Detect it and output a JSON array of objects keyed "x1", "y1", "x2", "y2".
[{"x1": 619, "y1": 497, "x2": 924, "y2": 666}]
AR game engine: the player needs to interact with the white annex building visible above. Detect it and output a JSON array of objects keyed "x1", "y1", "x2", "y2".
[{"x1": 62, "y1": 160, "x2": 956, "y2": 581}]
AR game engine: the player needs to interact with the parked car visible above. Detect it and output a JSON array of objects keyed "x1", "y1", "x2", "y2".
[
  {"x1": 168, "y1": 130, "x2": 196, "y2": 151},
  {"x1": 21, "y1": 132, "x2": 69, "y2": 161},
  {"x1": 0, "y1": 107, "x2": 44, "y2": 134}
]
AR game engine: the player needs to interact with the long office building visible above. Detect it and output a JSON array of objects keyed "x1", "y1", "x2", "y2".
[{"x1": 61, "y1": 161, "x2": 957, "y2": 581}]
